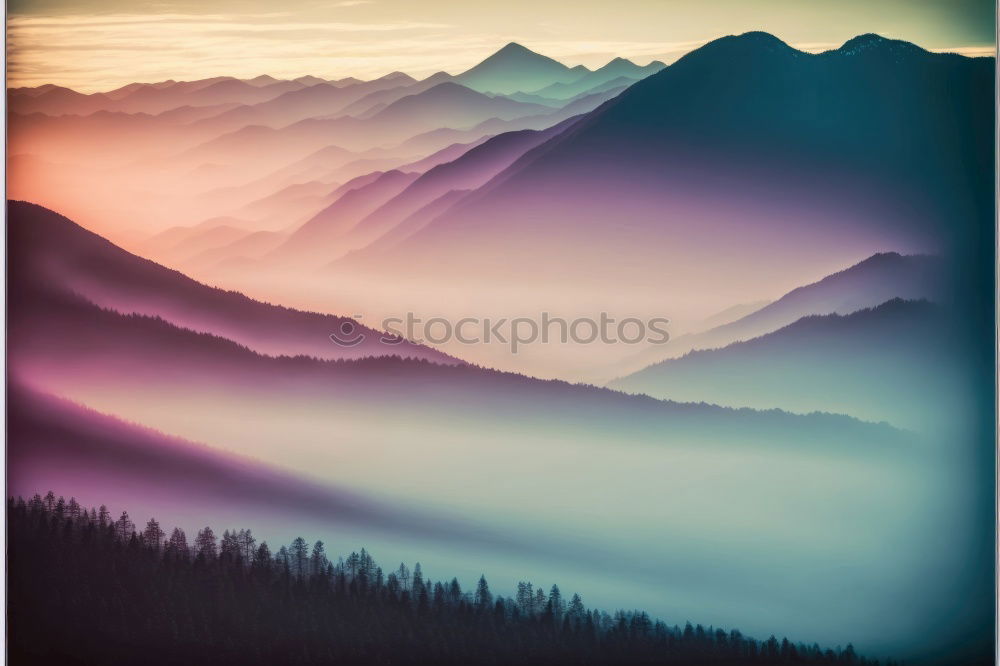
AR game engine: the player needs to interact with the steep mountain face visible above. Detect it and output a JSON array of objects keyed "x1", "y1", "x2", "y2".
[
  {"x1": 456, "y1": 42, "x2": 586, "y2": 94},
  {"x1": 319, "y1": 118, "x2": 584, "y2": 266},
  {"x1": 7, "y1": 201, "x2": 453, "y2": 364},
  {"x1": 611, "y1": 299, "x2": 968, "y2": 433},
  {"x1": 349, "y1": 33, "x2": 992, "y2": 326}
]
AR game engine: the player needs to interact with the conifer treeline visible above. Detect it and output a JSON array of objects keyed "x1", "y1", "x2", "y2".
[{"x1": 9, "y1": 492, "x2": 893, "y2": 665}]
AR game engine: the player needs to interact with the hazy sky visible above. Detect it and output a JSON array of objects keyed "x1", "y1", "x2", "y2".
[{"x1": 7, "y1": 0, "x2": 995, "y2": 91}]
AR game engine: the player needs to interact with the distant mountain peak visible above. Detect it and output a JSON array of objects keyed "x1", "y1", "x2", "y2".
[
  {"x1": 380, "y1": 71, "x2": 415, "y2": 82},
  {"x1": 422, "y1": 71, "x2": 452, "y2": 83},
  {"x1": 495, "y1": 42, "x2": 534, "y2": 56},
  {"x1": 474, "y1": 42, "x2": 557, "y2": 69},
  {"x1": 423, "y1": 81, "x2": 477, "y2": 96},
  {"x1": 456, "y1": 41, "x2": 578, "y2": 94},
  {"x1": 835, "y1": 33, "x2": 926, "y2": 58}
]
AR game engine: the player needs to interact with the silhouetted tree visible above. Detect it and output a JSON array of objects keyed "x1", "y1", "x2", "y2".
[
  {"x1": 143, "y1": 518, "x2": 165, "y2": 551},
  {"x1": 475, "y1": 575, "x2": 493, "y2": 609},
  {"x1": 166, "y1": 528, "x2": 189, "y2": 559},
  {"x1": 290, "y1": 537, "x2": 308, "y2": 578},
  {"x1": 194, "y1": 527, "x2": 217, "y2": 560},
  {"x1": 114, "y1": 511, "x2": 135, "y2": 541},
  {"x1": 66, "y1": 497, "x2": 81, "y2": 520},
  {"x1": 549, "y1": 584, "x2": 565, "y2": 623},
  {"x1": 238, "y1": 529, "x2": 257, "y2": 563},
  {"x1": 7, "y1": 493, "x2": 898, "y2": 666}
]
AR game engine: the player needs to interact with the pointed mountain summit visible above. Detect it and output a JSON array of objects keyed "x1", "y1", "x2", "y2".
[
  {"x1": 347, "y1": 31, "x2": 991, "y2": 332},
  {"x1": 456, "y1": 42, "x2": 585, "y2": 94}
]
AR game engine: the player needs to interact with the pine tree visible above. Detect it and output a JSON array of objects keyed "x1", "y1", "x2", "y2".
[
  {"x1": 143, "y1": 518, "x2": 165, "y2": 551},
  {"x1": 66, "y1": 497, "x2": 81, "y2": 520},
  {"x1": 114, "y1": 511, "x2": 135, "y2": 541},
  {"x1": 534, "y1": 588, "x2": 547, "y2": 616},
  {"x1": 254, "y1": 542, "x2": 272, "y2": 571},
  {"x1": 238, "y1": 529, "x2": 257, "y2": 564},
  {"x1": 311, "y1": 541, "x2": 327, "y2": 577},
  {"x1": 516, "y1": 582, "x2": 534, "y2": 616},
  {"x1": 194, "y1": 527, "x2": 218, "y2": 559},
  {"x1": 220, "y1": 530, "x2": 240, "y2": 561},
  {"x1": 290, "y1": 537, "x2": 308, "y2": 578},
  {"x1": 475, "y1": 575, "x2": 492, "y2": 609},
  {"x1": 167, "y1": 528, "x2": 189, "y2": 559},
  {"x1": 548, "y1": 584, "x2": 564, "y2": 623},
  {"x1": 568, "y1": 593, "x2": 586, "y2": 626},
  {"x1": 396, "y1": 563, "x2": 411, "y2": 591}
]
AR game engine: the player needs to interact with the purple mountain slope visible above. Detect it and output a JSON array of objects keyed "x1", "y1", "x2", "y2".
[
  {"x1": 8, "y1": 200, "x2": 453, "y2": 364},
  {"x1": 7, "y1": 382, "x2": 540, "y2": 554},
  {"x1": 267, "y1": 170, "x2": 420, "y2": 264},
  {"x1": 338, "y1": 33, "x2": 991, "y2": 325},
  {"x1": 326, "y1": 117, "x2": 585, "y2": 263}
]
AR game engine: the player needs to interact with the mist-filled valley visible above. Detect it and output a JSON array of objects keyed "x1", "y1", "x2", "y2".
[{"x1": 6, "y1": 24, "x2": 995, "y2": 666}]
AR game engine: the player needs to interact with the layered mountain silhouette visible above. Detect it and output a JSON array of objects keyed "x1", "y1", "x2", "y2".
[
  {"x1": 611, "y1": 298, "x2": 963, "y2": 432},
  {"x1": 342, "y1": 33, "x2": 991, "y2": 328},
  {"x1": 529, "y1": 57, "x2": 665, "y2": 99},
  {"x1": 455, "y1": 42, "x2": 585, "y2": 94},
  {"x1": 367, "y1": 81, "x2": 550, "y2": 129},
  {"x1": 189, "y1": 74, "x2": 419, "y2": 134},
  {"x1": 9, "y1": 202, "x2": 908, "y2": 459},
  {"x1": 6, "y1": 31, "x2": 994, "y2": 661},
  {"x1": 274, "y1": 116, "x2": 584, "y2": 266},
  {"x1": 8, "y1": 201, "x2": 453, "y2": 364},
  {"x1": 609, "y1": 252, "x2": 948, "y2": 378},
  {"x1": 10, "y1": 77, "x2": 307, "y2": 116},
  {"x1": 267, "y1": 170, "x2": 421, "y2": 264}
]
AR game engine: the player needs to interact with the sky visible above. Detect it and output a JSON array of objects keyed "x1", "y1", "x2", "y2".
[{"x1": 7, "y1": 0, "x2": 996, "y2": 91}]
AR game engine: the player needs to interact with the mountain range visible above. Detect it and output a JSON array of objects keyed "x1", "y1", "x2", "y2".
[
  {"x1": 607, "y1": 251, "x2": 948, "y2": 380},
  {"x1": 611, "y1": 298, "x2": 964, "y2": 432},
  {"x1": 324, "y1": 33, "x2": 991, "y2": 333},
  {"x1": 5, "y1": 30, "x2": 995, "y2": 660}
]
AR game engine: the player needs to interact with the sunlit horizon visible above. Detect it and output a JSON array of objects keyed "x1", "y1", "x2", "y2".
[{"x1": 7, "y1": 0, "x2": 995, "y2": 92}]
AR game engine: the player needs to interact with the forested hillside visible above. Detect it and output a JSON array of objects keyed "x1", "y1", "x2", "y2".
[{"x1": 8, "y1": 494, "x2": 890, "y2": 665}]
